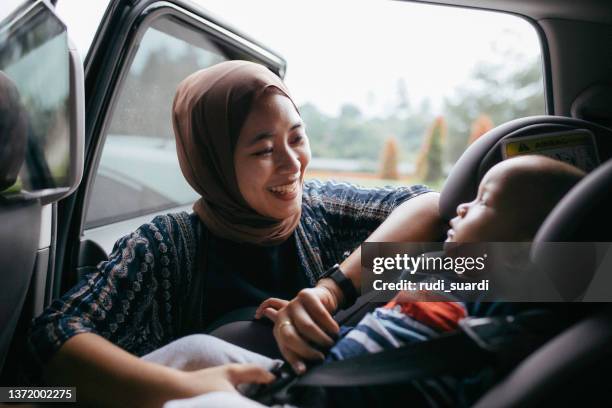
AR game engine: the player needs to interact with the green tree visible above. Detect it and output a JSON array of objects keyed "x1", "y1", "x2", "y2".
[
  {"x1": 299, "y1": 103, "x2": 332, "y2": 158},
  {"x1": 330, "y1": 103, "x2": 380, "y2": 160},
  {"x1": 296, "y1": 96, "x2": 432, "y2": 164}
]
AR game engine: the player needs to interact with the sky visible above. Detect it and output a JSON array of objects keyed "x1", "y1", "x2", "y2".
[{"x1": 51, "y1": 0, "x2": 541, "y2": 117}]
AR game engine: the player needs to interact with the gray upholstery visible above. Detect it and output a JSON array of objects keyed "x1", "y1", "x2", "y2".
[
  {"x1": 530, "y1": 158, "x2": 612, "y2": 301},
  {"x1": 209, "y1": 321, "x2": 281, "y2": 360},
  {"x1": 535, "y1": 158, "x2": 612, "y2": 242},
  {"x1": 0, "y1": 202, "x2": 41, "y2": 371},
  {"x1": 473, "y1": 309, "x2": 612, "y2": 408},
  {"x1": 571, "y1": 84, "x2": 612, "y2": 129},
  {"x1": 475, "y1": 154, "x2": 612, "y2": 404},
  {"x1": 439, "y1": 115, "x2": 612, "y2": 221}
]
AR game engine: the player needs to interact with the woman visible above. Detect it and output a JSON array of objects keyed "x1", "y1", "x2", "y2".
[{"x1": 28, "y1": 61, "x2": 444, "y2": 406}]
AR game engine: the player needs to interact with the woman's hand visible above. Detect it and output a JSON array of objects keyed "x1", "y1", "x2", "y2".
[
  {"x1": 44, "y1": 333, "x2": 275, "y2": 408},
  {"x1": 271, "y1": 285, "x2": 341, "y2": 374},
  {"x1": 176, "y1": 363, "x2": 275, "y2": 396},
  {"x1": 255, "y1": 297, "x2": 289, "y2": 322}
]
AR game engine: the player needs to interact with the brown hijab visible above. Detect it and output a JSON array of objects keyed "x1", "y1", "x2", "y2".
[{"x1": 172, "y1": 60, "x2": 301, "y2": 245}]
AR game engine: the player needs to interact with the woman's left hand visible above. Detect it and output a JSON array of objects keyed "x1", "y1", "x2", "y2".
[
  {"x1": 254, "y1": 297, "x2": 289, "y2": 322},
  {"x1": 267, "y1": 286, "x2": 340, "y2": 374},
  {"x1": 255, "y1": 292, "x2": 338, "y2": 374}
]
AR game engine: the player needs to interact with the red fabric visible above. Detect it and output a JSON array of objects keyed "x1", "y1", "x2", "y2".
[{"x1": 384, "y1": 291, "x2": 467, "y2": 332}]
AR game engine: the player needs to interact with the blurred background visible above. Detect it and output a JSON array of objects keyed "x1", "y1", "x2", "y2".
[{"x1": 52, "y1": 0, "x2": 545, "y2": 225}]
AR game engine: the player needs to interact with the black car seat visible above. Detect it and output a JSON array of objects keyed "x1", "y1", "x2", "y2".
[
  {"x1": 437, "y1": 116, "x2": 612, "y2": 406},
  {"x1": 0, "y1": 2, "x2": 84, "y2": 382},
  {"x1": 439, "y1": 115, "x2": 612, "y2": 221},
  {"x1": 473, "y1": 158, "x2": 612, "y2": 408},
  {"x1": 438, "y1": 115, "x2": 612, "y2": 304},
  {"x1": 438, "y1": 114, "x2": 612, "y2": 302},
  {"x1": 535, "y1": 158, "x2": 612, "y2": 243}
]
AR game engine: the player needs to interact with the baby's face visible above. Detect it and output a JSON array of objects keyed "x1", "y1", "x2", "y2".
[{"x1": 446, "y1": 164, "x2": 521, "y2": 243}]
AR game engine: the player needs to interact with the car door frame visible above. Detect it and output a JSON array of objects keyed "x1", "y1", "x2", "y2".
[{"x1": 54, "y1": 0, "x2": 287, "y2": 298}]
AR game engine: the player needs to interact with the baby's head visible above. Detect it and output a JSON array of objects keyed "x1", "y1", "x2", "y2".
[{"x1": 446, "y1": 155, "x2": 585, "y2": 243}]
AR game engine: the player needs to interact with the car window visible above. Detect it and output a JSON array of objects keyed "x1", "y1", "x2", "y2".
[
  {"x1": 198, "y1": 0, "x2": 546, "y2": 191},
  {"x1": 84, "y1": 17, "x2": 230, "y2": 229},
  {"x1": 85, "y1": 1, "x2": 546, "y2": 230}
]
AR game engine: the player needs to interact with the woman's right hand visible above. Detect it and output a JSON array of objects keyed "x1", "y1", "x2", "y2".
[
  {"x1": 44, "y1": 333, "x2": 276, "y2": 407},
  {"x1": 177, "y1": 363, "x2": 275, "y2": 396},
  {"x1": 271, "y1": 284, "x2": 342, "y2": 374}
]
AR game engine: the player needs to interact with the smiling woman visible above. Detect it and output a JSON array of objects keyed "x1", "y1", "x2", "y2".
[
  {"x1": 1, "y1": 0, "x2": 610, "y2": 406},
  {"x1": 28, "y1": 60, "x2": 444, "y2": 406}
]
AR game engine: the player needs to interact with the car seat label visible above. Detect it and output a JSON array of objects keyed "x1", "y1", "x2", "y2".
[{"x1": 501, "y1": 129, "x2": 600, "y2": 172}]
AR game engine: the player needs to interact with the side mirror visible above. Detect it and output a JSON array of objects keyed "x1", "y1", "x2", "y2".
[{"x1": 0, "y1": 0, "x2": 84, "y2": 204}]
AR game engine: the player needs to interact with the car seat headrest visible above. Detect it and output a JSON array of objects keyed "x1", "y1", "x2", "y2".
[
  {"x1": 530, "y1": 159, "x2": 612, "y2": 300},
  {"x1": 439, "y1": 115, "x2": 612, "y2": 221},
  {"x1": 571, "y1": 83, "x2": 612, "y2": 129},
  {"x1": 535, "y1": 158, "x2": 612, "y2": 242}
]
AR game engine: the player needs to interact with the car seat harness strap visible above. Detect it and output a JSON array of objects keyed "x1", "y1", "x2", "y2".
[{"x1": 246, "y1": 311, "x2": 564, "y2": 405}]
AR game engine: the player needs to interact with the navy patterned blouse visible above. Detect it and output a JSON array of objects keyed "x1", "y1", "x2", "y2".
[{"x1": 28, "y1": 180, "x2": 430, "y2": 367}]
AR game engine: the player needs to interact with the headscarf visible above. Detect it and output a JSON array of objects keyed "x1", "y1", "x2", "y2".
[{"x1": 172, "y1": 60, "x2": 301, "y2": 245}]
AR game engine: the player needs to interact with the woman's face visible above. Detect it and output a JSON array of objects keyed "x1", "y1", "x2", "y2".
[{"x1": 234, "y1": 91, "x2": 311, "y2": 220}]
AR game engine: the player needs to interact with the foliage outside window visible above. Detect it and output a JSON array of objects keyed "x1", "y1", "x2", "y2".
[{"x1": 301, "y1": 50, "x2": 543, "y2": 190}]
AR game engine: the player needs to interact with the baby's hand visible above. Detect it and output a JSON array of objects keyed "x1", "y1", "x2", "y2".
[{"x1": 255, "y1": 297, "x2": 289, "y2": 322}]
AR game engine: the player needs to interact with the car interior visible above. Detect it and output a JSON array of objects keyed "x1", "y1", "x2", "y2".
[{"x1": 1, "y1": 0, "x2": 611, "y2": 406}]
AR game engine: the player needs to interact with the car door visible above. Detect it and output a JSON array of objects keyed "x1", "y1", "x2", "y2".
[
  {"x1": 0, "y1": 0, "x2": 84, "y2": 382},
  {"x1": 53, "y1": 0, "x2": 287, "y2": 295}
]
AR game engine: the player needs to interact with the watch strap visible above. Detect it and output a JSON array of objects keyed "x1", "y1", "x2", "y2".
[{"x1": 320, "y1": 264, "x2": 359, "y2": 309}]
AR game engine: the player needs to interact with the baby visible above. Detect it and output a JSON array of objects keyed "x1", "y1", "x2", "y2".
[
  {"x1": 445, "y1": 154, "x2": 586, "y2": 243},
  {"x1": 331, "y1": 155, "x2": 586, "y2": 356},
  {"x1": 320, "y1": 155, "x2": 585, "y2": 406}
]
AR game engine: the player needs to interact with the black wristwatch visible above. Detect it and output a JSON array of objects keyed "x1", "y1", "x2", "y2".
[{"x1": 319, "y1": 264, "x2": 359, "y2": 309}]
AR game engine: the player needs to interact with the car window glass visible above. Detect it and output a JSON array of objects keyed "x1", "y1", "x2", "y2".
[
  {"x1": 84, "y1": 17, "x2": 228, "y2": 229},
  {"x1": 198, "y1": 0, "x2": 545, "y2": 190}
]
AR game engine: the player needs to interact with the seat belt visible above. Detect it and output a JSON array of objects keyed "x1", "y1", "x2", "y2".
[
  {"x1": 246, "y1": 311, "x2": 564, "y2": 404},
  {"x1": 297, "y1": 330, "x2": 484, "y2": 387},
  {"x1": 301, "y1": 310, "x2": 562, "y2": 387},
  {"x1": 333, "y1": 287, "x2": 385, "y2": 326}
]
